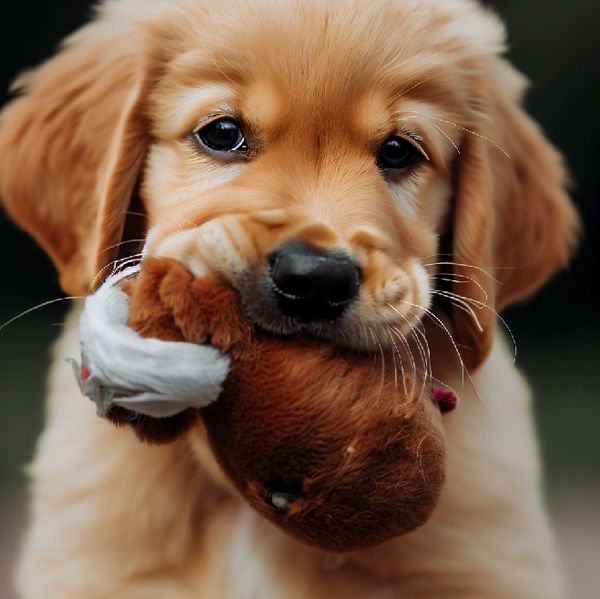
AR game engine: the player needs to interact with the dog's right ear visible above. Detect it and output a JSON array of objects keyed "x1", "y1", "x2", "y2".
[
  {"x1": 450, "y1": 61, "x2": 579, "y2": 371},
  {"x1": 0, "y1": 14, "x2": 149, "y2": 295}
]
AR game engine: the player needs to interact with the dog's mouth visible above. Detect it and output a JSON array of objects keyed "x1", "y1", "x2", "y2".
[
  {"x1": 149, "y1": 221, "x2": 432, "y2": 353},
  {"x1": 235, "y1": 268, "x2": 360, "y2": 346},
  {"x1": 232, "y1": 264, "x2": 431, "y2": 356}
]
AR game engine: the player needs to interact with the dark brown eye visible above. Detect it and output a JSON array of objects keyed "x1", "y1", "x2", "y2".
[
  {"x1": 194, "y1": 117, "x2": 247, "y2": 154},
  {"x1": 376, "y1": 136, "x2": 421, "y2": 173}
]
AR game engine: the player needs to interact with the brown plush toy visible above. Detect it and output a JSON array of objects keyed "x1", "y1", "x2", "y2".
[{"x1": 92, "y1": 258, "x2": 446, "y2": 552}]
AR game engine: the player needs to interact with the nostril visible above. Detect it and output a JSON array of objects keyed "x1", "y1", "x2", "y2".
[
  {"x1": 265, "y1": 480, "x2": 303, "y2": 513},
  {"x1": 326, "y1": 268, "x2": 361, "y2": 306},
  {"x1": 271, "y1": 270, "x2": 314, "y2": 300},
  {"x1": 270, "y1": 250, "x2": 329, "y2": 299}
]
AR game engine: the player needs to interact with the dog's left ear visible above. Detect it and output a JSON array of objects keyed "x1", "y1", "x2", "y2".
[
  {"x1": 450, "y1": 61, "x2": 580, "y2": 370},
  {"x1": 0, "y1": 15, "x2": 149, "y2": 295}
]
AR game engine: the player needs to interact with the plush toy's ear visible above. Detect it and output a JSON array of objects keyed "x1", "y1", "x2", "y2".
[
  {"x1": 0, "y1": 13, "x2": 149, "y2": 295},
  {"x1": 450, "y1": 61, "x2": 580, "y2": 371}
]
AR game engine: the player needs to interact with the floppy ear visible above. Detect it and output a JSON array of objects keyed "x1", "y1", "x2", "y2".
[
  {"x1": 0, "y1": 17, "x2": 149, "y2": 295},
  {"x1": 451, "y1": 61, "x2": 580, "y2": 370}
]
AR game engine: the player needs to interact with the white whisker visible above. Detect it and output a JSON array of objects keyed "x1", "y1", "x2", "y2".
[
  {"x1": 386, "y1": 328, "x2": 408, "y2": 396},
  {"x1": 433, "y1": 289, "x2": 517, "y2": 363},
  {"x1": 0, "y1": 297, "x2": 84, "y2": 333},
  {"x1": 390, "y1": 325, "x2": 417, "y2": 397},
  {"x1": 387, "y1": 307, "x2": 430, "y2": 397},
  {"x1": 423, "y1": 261, "x2": 500, "y2": 284},
  {"x1": 433, "y1": 290, "x2": 484, "y2": 332},
  {"x1": 402, "y1": 111, "x2": 510, "y2": 158},
  {"x1": 369, "y1": 327, "x2": 387, "y2": 401},
  {"x1": 395, "y1": 299, "x2": 491, "y2": 410},
  {"x1": 98, "y1": 238, "x2": 147, "y2": 255},
  {"x1": 387, "y1": 329, "x2": 399, "y2": 391},
  {"x1": 395, "y1": 77, "x2": 434, "y2": 100},
  {"x1": 90, "y1": 253, "x2": 143, "y2": 291},
  {"x1": 429, "y1": 272, "x2": 490, "y2": 303},
  {"x1": 401, "y1": 114, "x2": 460, "y2": 155}
]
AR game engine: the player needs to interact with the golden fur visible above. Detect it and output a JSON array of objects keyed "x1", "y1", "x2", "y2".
[{"x1": 0, "y1": 0, "x2": 579, "y2": 596}]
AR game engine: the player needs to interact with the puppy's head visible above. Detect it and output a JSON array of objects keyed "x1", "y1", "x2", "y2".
[{"x1": 0, "y1": 0, "x2": 579, "y2": 372}]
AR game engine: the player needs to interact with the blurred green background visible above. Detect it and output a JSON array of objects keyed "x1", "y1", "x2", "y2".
[{"x1": 0, "y1": 1, "x2": 598, "y2": 597}]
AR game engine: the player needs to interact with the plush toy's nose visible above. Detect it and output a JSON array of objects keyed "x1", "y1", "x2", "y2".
[
  {"x1": 268, "y1": 244, "x2": 361, "y2": 321},
  {"x1": 264, "y1": 480, "x2": 302, "y2": 513}
]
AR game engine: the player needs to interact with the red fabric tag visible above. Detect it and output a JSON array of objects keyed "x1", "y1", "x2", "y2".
[{"x1": 433, "y1": 388, "x2": 458, "y2": 413}]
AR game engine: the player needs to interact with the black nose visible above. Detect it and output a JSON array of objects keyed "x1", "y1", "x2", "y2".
[{"x1": 268, "y1": 244, "x2": 361, "y2": 322}]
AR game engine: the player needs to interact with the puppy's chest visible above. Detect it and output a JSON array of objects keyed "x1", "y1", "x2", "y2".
[{"x1": 186, "y1": 502, "x2": 404, "y2": 599}]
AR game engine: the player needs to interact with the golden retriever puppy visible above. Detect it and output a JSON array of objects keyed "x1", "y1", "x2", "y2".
[{"x1": 0, "y1": 0, "x2": 578, "y2": 597}]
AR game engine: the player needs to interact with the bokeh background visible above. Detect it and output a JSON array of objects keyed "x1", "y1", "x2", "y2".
[{"x1": 0, "y1": 1, "x2": 598, "y2": 597}]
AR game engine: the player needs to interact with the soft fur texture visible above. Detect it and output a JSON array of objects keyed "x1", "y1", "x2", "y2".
[
  {"x1": 116, "y1": 257, "x2": 446, "y2": 551},
  {"x1": 74, "y1": 264, "x2": 230, "y2": 419},
  {"x1": 0, "y1": 0, "x2": 579, "y2": 597}
]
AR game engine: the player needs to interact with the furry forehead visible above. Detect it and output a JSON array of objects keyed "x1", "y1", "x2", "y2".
[{"x1": 107, "y1": 0, "x2": 507, "y2": 132}]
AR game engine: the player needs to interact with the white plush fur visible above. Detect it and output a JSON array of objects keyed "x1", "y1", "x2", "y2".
[{"x1": 75, "y1": 265, "x2": 229, "y2": 418}]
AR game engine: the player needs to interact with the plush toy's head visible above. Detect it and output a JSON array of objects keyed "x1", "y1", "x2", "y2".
[{"x1": 107, "y1": 258, "x2": 446, "y2": 551}]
